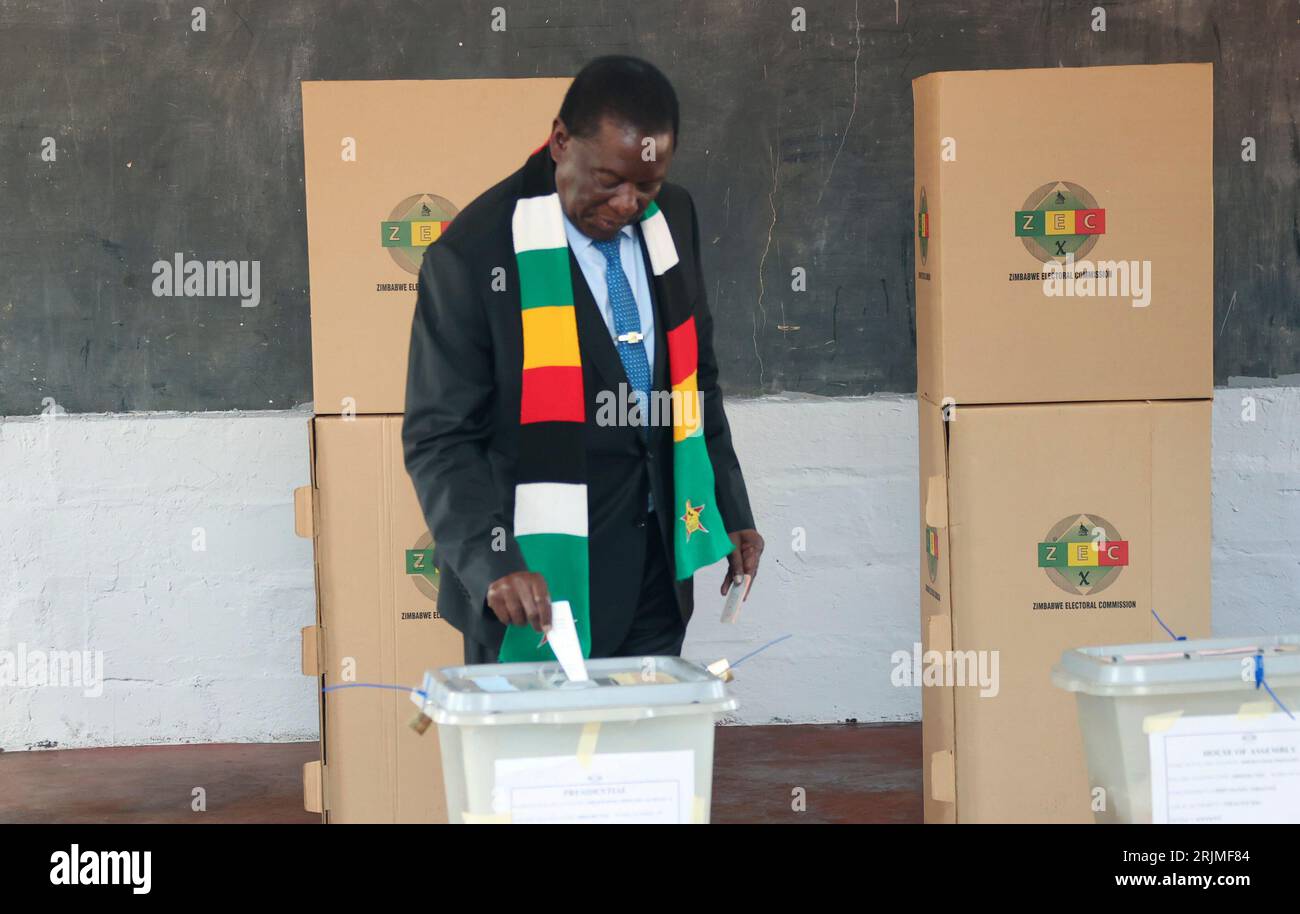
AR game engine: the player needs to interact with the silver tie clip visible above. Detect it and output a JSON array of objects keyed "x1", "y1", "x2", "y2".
[{"x1": 617, "y1": 331, "x2": 644, "y2": 344}]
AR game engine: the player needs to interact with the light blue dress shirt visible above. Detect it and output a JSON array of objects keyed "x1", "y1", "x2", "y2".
[{"x1": 560, "y1": 210, "x2": 655, "y2": 372}]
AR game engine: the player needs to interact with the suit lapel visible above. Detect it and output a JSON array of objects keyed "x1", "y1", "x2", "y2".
[
  {"x1": 636, "y1": 221, "x2": 669, "y2": 396},
  {"x1": 636, "y1": 223, "x2": 675, "y2": 557},
  {"x1": 637, "y1": 223, "x2": 673, "y2": 458}
]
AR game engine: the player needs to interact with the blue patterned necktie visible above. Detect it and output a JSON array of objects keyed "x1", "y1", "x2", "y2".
[
  {"x1": 594, "y1": 235, "x2": 654, "y2": 512},
  {"x1": 593, "y1": 236, "x2": 652, "y2": 438}
]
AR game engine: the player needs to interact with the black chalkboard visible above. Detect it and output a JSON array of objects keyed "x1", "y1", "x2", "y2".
[{"x1": 1, "y1": 0, "x2": 1294, "y2": 412}]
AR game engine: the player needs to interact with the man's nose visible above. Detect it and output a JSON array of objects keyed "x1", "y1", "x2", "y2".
[{"x1": 609, "y1": 184, "x2": 638, "y2": 217}]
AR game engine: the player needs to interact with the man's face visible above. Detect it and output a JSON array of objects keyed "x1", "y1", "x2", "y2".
[{"x1": 550, "y1": 116, "x2": 674, "y2": 241}]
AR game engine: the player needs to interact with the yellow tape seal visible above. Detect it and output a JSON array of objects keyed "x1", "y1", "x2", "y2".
[
  {"x1": 1142, "y1": 710, "x2": 1184, "y2": 734},
  {"x1": 609, "y1": 671, "x2": 681, "y2": 685},
  {"x1": 577, "y1": 721, "x2": 600, "y2": 768},
  {"x1": 692, "y1": 796, "x2": 709, "y2": 824},
  {"x1": 1237, "y1": 701, "x2": 1277, "y2": 720},
  {"x1": 461, "y1": 811, "x2": 512, "y2": 824}
]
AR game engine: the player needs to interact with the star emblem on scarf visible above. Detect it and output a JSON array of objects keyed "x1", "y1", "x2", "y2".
[{"x1": 680, "y1": 499, "x2": 709, "y2": 541}]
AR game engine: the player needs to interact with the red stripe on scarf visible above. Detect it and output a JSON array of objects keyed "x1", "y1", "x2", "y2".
[
  {"x1": 666, "y1": 315, "x2": 699, "y2": 387},
  {"x1": 521, "y1": 365, "x2": 585, "y2": 423}
]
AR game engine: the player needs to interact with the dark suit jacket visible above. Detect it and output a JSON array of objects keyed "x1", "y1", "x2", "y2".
[{"x1": 402, "y1": 155, "x2": 754, "y2": 657}]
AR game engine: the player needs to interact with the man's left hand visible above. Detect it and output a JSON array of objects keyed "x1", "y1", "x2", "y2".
[{"x1": 721, "y1": 529, "x2": 764, "y2": 598}]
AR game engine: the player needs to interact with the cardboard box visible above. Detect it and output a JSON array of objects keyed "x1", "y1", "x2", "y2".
[
  {"x1": 918, "y1": 396, "x2": 1211, "y2": 823},
  {"x1": 302, "y1": 78, "x2": 572, "y2": 414},
  {"x1": 296, "y1": 415, "x2": 463, "y2": 822},
  {"x1": 913, "y1": 63, "x2": 1212, "y2": 405}
]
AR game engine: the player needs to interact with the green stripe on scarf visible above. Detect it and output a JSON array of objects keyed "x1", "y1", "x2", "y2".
[
  {"x1": 516, "y1": 247, "x2": 573, "y2": 310},
  {"x1": 672, "y1": 431, "x2": 733, "y2": 577},
  {"x1": 514, "y1": 532, "x2": 591, "y2": 656}
]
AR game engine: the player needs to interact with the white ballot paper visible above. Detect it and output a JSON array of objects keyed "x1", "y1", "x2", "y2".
[
  {"x1": 1149, "y1": 712, "x2": 1300, "y2": 823},
  {"x1": 543, "y1": 599, "x2": 588, "y2": 682},
  {"x1": 493, "y1": 750, "x2": 695, "y2": 823},
  {"x1": 720, "y1": 574, "x2": 751, "y2": 624},
  {"x1": 720, "y1": 579, "x2": 744, "y2": 624}
]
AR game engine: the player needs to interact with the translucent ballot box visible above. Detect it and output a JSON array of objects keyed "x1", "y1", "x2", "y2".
[
  {"x1": 1052, "y1": 634, "x2": 1300, "y2": 823},
  {"x1": 410, "y1": 656, "x2": 738, "y2": 824}
]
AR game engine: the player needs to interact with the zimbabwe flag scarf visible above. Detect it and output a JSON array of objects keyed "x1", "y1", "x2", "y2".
[{"x1": 499, "y1": 144, "x2": 733, "y2": 662}]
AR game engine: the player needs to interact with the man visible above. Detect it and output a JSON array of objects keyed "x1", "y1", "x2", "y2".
[{"x1": 403, "y1": 55, "x2": 762, "y2": 665}]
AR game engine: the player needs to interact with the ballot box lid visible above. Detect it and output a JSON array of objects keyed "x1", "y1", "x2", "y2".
[
  {"x1": 1053, "y1": 634, "x2": 1300, "y2": 697},
  {"x1": 411, "y1": 656, "x2": 737, "y2": 725}
]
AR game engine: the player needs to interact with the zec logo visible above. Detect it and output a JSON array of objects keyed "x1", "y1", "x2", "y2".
[
  {"x1": 1014, "y1": 181, "x2": 1106, "y2": 263},
  {"x1": 405, "y1": 532, "x2": 440, "y2": 600},
  {"x1": 381, "y1": 194, "x2": 460, "y2": 274},
  {"x1": 1037, "y1": 514, "x2": 1128, "y2": 595}
]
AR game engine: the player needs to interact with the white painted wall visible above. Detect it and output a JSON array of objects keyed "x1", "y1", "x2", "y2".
[
  {"x1": 685, "y1": 393, "x2": 923, "y2": 725},
  {"x1": 0, "y1": 411, "x2": 319, "y2": 750},
  {"x1": 1, "y1": 388, "x2": 1296, "y2": 748}
]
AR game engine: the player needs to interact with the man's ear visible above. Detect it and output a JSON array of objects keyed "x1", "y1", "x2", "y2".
[{"x1": 548, "y1": 118, "x2": 568, "y2": 163}]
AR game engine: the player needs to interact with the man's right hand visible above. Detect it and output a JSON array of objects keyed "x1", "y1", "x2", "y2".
[{"x1": 486, "y1": 571, "x2": 552, "y2": 633}]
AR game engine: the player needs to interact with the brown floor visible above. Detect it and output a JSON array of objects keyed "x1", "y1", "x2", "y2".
[
  {"x1": 713, "y1": 722, "x2": 921, "y2": 824},
  {"x1": 0, "y1": 722, "x2": 921, "y2": 824}
]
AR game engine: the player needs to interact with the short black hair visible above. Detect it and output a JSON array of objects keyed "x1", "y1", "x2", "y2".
[{"x1": 558, "y1": 55, "x2": 680, "y2": 146}]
